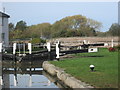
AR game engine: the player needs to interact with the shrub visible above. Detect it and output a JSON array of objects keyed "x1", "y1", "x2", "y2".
[
  {"x1": 113, "y1": 45, "x2": 120, "y2": 51},
  {"x1": 30, "y1": 38, "x2": 46, "y2": 44},
  {"x1": 108, "y1": 47, "x2": 116, "y2": 52}
]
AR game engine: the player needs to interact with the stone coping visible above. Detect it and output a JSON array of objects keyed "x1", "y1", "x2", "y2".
[{"x1": 42, "y1": 61, "x2": 94, "y2": 88}]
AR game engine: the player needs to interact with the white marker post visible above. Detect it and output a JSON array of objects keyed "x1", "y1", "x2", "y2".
[
  {"x1": 47, "y1": 42, "x2": 51, "y2": 52},
  {"x1": 28, "y1": 43, "x2": 32, "y2": 54},
  {"x1": 0, "y1": 43, "x2": 2, "y2": 53},
  {"x1": 13, "y1": 43, "x2": 17, "y2": 54},
  {"x1": 111, "y1": 39, "x2": 114, "y2": 47},
  {"x1": 56, "y1": 41, "x2": 60, "y2": 60}
]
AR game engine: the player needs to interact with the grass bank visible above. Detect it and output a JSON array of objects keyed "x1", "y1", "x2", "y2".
[{"x1": 50, "y1": 48, "x2": 118, "y2": 88}]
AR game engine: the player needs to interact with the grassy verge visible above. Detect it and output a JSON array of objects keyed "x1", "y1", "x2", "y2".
[{"x1": 50, "y1": 48, "x2": 118, "y2": 88}]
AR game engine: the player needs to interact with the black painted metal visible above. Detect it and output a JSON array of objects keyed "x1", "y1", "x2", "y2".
[{"x1": 2, "y1": 43, "x2": 104, "y2": 61}]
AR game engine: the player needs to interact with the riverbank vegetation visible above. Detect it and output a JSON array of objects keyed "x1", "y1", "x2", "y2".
[{"x1": 50, "y1": 48, "x2": 118, "y2": 88}]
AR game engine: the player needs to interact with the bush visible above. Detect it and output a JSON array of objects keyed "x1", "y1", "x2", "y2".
[
  {"x1": 113, "y1": 45, "x2": 120, "y2": 51},
  {"x1": 108, "y1": 47, "x2": 116, "y2": 52},
  {"x1": 30, "y1": 38, "x2": 46, "y2": 44}
]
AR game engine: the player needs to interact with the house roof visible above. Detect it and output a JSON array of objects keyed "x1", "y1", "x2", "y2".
[{"x1": 0, "y1": 11, "x2": 10, "y2": 18}]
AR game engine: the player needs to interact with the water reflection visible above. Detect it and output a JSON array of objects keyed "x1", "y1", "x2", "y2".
[{"x1": 1, "y1": 60, "x2": 63, "y2": 89}]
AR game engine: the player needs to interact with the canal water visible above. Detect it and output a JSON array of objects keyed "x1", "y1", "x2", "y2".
[{"x1": 1, "y1": 60, "x2": 67, "y2": 89}]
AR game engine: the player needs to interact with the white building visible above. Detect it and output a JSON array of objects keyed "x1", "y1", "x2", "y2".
[{"x1": 0, "y1": 11, "x2": 10, "y2": 47}]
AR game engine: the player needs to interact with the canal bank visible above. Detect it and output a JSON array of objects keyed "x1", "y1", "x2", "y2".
[{"x1": 42, "y1": 61, "x2": 93, "y2": 88}]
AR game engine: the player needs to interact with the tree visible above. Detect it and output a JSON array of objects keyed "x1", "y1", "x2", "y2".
[
  {"x1": 86, "y1": 18, "x2": 102, "y2": 31},
  {"x1": 22, "y1": 23, "x2": 51, "y2": 39},
  {"x1": 51, "y1": 15, "x2": 102, "y2": 37},
  {"x1": 108, "y1": 23, "x2": 120, "y2": 36},
  {"x1": 9, "y1": 23, "x2": 14, "y2": 31},
  {"x1": 15, "y1": 20, "x2": 27, "y2": 31}
]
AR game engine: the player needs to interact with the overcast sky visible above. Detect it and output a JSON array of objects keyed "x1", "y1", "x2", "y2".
[{"x1": 1, "y1": 2, "x2": 118, "y2": 32}]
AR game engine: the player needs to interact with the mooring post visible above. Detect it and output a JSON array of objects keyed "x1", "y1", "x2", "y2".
[{"x1": 56, "y1": 41, "x2": 60, "y2": 61}]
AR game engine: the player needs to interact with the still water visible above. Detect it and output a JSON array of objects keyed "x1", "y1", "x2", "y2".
[{"x1": 1, "y1": 60, "x2": 66, "y2": 89}]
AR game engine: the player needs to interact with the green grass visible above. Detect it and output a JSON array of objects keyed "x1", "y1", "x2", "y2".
[{"x1": 50, "y1": 48, "x2": 118, "y2": 88}]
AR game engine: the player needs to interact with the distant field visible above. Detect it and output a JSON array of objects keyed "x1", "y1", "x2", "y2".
[{"x1": 50, "y1": 48, "x2": 118, "y2": 88}]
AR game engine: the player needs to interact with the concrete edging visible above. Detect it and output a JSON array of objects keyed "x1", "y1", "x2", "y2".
[{"x1": 42, "y1": 61, "x2": 94, "y2": 88}]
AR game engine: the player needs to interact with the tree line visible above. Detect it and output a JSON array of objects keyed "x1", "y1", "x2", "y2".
[{"x1": 9, "y1": 15, "x2": 120, "y2": 41}]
